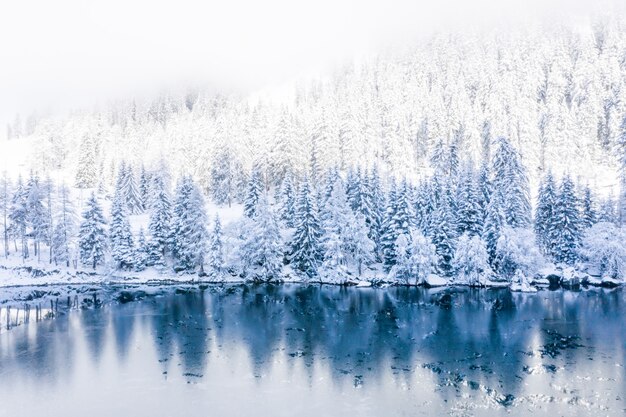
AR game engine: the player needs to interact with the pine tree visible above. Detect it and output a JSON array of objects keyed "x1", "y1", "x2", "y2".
[
  {"x1": 278, "y1": 173, "x2": 297, "y2": 227},
  {"x1": 617, "y1": 116, "x2": 626, "y2": 226},
  {"x1": 51, "y1": 184, "x2": 76, "y2": 267},
  {"x1": 148, "y1": 176, "x2": 171, "y2": 264},
  {"x1": 210, "y1": 146, "x2": 245, "y2": 207},
  {"x1": 290, "y1": 179, "x2": 322, "y2": 278},
  {"x1": 580, "y1": 185, "x2": 597, "y2": 229},
  {"x1": 244, "y1": 162, "x2": 264, "y2": 218},
  {"x1": 367, "y1": 165, "x2": 385, "y2": 259},
  {"x1": 550, "y1": 175, "x2": 582, "y2": 265},
  {"x1": 116, "y1": 162, "x2": 143, "y2": 215},
  {"x1": 134, "y1": 228, "x2": 149, "y2": 271},
  {"x1": 138, "y1": 165, "x2": 151, "y2": 210},
  {"x1": 597, "y1": 195, "x2": 618, "y2": 224},
  {"x1": 389, "y1": 230, "x2": 438, "y2": 285},
  {"x1": 8, "y1": 176, "x2": 28, "y2": 259},
  {"x1": 492, "y1": 137, "x2": 532, "y2": 228},
  {"x1": 320, "y1": 227, "x2": 350, "y2": 283},
  {"x1": 241, "y1": 198, "x2": 283, "y2": 282},
  {"x1": 453, "y1": 233, "x2": 492, "y2": 286},
  {"x1": 429, "y1": 192, "x2": 455, "y2": 277},
  {"x1": 25, "y1": 173, "x2": 49, "y2": 261},
  {"x1": 170, "y1": 176, "x2": 209, "y2": 273},
  {"x1": 455, "y1": 164, "x2": 481, "y2": 236},
  {"x1": 349, "y1": 213, "x2": 375, "y2": 276},
  {"x1": 0, "y1": 172, "x2": 10, "y2": 258},
  {"x1": 78, "y1": 193, "x2": 107, "y2": 269},
  {"x1": 380, "y1": 178, "x2": 398, "y2": 270},
  {"x1": 109, "y1": 192, "x2": 135, "y2": 270},
  {"x1": 75, "y1": 134, "x2": 99, "y2": 189},
  {"x1": 482, "y1": 189, "x2": 505, "y2": 268},
  {"x1": 207, "y1": 215, "x2": 224, "y2": 279},
  {"x1": 534, "y1": 172, "x2": 557, "y2": 254}
]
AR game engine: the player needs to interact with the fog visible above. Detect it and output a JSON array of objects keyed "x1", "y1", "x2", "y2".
[{"x1": 0, "y1": 0, "x2": 622, "y2": 127}]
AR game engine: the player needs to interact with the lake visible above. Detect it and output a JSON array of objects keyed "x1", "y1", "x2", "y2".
[{"x1": 0, "y1": 284, "x2": 624, "y2": 416}]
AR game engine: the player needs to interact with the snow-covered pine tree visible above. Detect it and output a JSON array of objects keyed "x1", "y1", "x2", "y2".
[
  {"x1": 389, "y1": 230, "x2": 438, "y2": 285},
  {"x1": 453, "y1": 233, "x2": 492, "y2": 286},
  {"x1": 414, "y1": 180, "x2": 433, "y2": 234},
  {"x1": 491, "y1": 137, "x2": 532, "y2": 228},
  {"x1": 207, "y1": 215, "x2": 224, "y2": 279},
  {"x1": 617, "y1": 116, "x2": 626, "y2": 226},
  {"x1": 380, "y1": 178, "x2": 398, "y2": 271},
  {"x1": 349, "y1": 213, "x2": 375, "y2": 276},
  {"x1": 477, "y1": 161, "x2": 491, "y2": 214},
  {"x1": 278, "y1": 173, "x2": 297, "y2": 227},
  {"x1": 75, "y1": 134, "x2": 99, "y2": 189},
  {"x1": 170, "y1": 176, "x2": 209, "y2": 273},
  {"x1": 367, "y1": 165, "x2": 385, "y2": 259},
  {"x1": 8, "y1": 176, "x2": 28, "y2": 259},
  {"x1": 322, "y1": 166, "x2": 341, "y2": 203},
  {"x1": 429, "y1": 188, "x2": 455, "y2": 277},
  {"x1": 138, "y1": 165, "x2": 151, "y2": 211},
  {"x1": 244, "y1": 161, "x2": 264, "y2": 218},
  {"x1": 290, "y1": 178, "x2": 322, "y2": 278},
  {"x1": 210, "y1": 146, "x2": 245, "y2": 207},
  {"x1": 380, "y1": 178, "x2": 415, "y2": 271},
  {"x1": 109, "y1": 191, "x2": 135, "y2": 270},
  {"x1": 241, "y1": 198, "x2": 283, "y2": 282},
  {"x1": 43, "y1": 176, "x2": 54, "y2": 263},
  {"x1": 455, "y1": 164, "x2": 481, "y2": 236},
  {"x1": 148, "y1": 176, "x2": 171, "y2": 265},
  {"x1": 534, "y1": 172, "x2": 557, "y2": 254},
  {"x1": 597, "y1": 195, "x2": 617, "y2": 224},
  {"x1": 482, "y1": 189, "x2": 505, "y2": 269},
  {"x1": 116, "y1": 163, "x2": 143, "y2": 215},
  {"x1": 51, "y1": 184, "x2": 76, "y2": 267},
  {"x1": 320, "y1": 226, "x2": 350, "y2": 283},
  {"x1": 580, "y1": 184, "x2": 597, "y2": 229},
  {"x1": 134, "y1": 228, "x2": 149, "y2": 271},
  {"x1": 0, "y1": 172, "x2": 9, "y2": 258},
  {"x1": 25, "y1": 173, "x2": 49, "y2": 261},
  {"x1": 550, "y1": 175, "x2": 582, "y2": 265},
  {"x1": 78, "y1": 193, "x2": 107, "y2": 269}
]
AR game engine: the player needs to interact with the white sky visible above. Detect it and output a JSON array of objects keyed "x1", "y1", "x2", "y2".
[{"x1": 0, "y1": 0, "x2": 621, "y2": 128}]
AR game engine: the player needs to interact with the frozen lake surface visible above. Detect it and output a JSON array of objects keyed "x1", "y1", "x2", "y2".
[{"x1": 0, "y1": 285, "x2": 624, "y2": 416}]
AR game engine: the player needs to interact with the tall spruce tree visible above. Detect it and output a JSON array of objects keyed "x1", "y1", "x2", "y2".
[
  {"x1": 78, "y1": 193, "x2": 107, "y2": 269},
  {"x1": 109, "y1": 192, "x2": 135, "y2": 270},
  {"x1": 0, "y1": 172, "x2": 10, "y2": 258},
  {"x1": 278, "y1": 173, "x2": 297, "y2": 227},
  {"x1": 550, "y1": 175, "x2": 582, "y2": 264},
  {"x1": 455, "y1": 164, "x2": 481, "y2": 236},
  {"x1": 581, "y1": 185, "x2": 597, "y2": 229},
  {"x1": 534, "y1": 172, "x2": 557, "y2": 254},
  {"x1": 148, "y1": 176, "x2": 171, "y2": 264},
  {"x1": 51, "y1": 184, "x2": 76, "y2": 267},
  {"x1": 241, "y1": 198, "x2": 283, "y2": 282},
  {"x1": 8, "y1": 176, "x2": 28, "y2": 259},
  {"x1": 492, "y1": 137, "x2": 532, "y2": 228},
  {"x1": 169, "y1": 176, "x2": 208, "y2": 273},
  {"x1": 290, "y1": 179, "x2": 322, "y2": 278},
  {"x1": 244, "y1": 162, "x2": 264, "y2": 218},
  {"x1": 482, "y1": 189, "x2": 505, "y2": 269},
  {"x1": 207, "y1": 215, "x2": 224, "y2": 279}
]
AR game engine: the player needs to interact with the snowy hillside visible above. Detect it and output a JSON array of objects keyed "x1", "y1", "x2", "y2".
[{"x1": 3, "y1": 17, "x2": 626, "y2": 194}]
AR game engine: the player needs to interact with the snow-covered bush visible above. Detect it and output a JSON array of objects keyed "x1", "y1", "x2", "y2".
[
  {"x1": 495, "y1": 227, "x2": 545, "y2": 281},
  {"x1": 388, "y1": 230, "x2": 438, "y2": 285},
  {"x1": 579, "y1": 222, "x2": 626, "y2": 280},
  {"x1": 452, "y1": 233, "x2": 492, "y2": 286}
]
